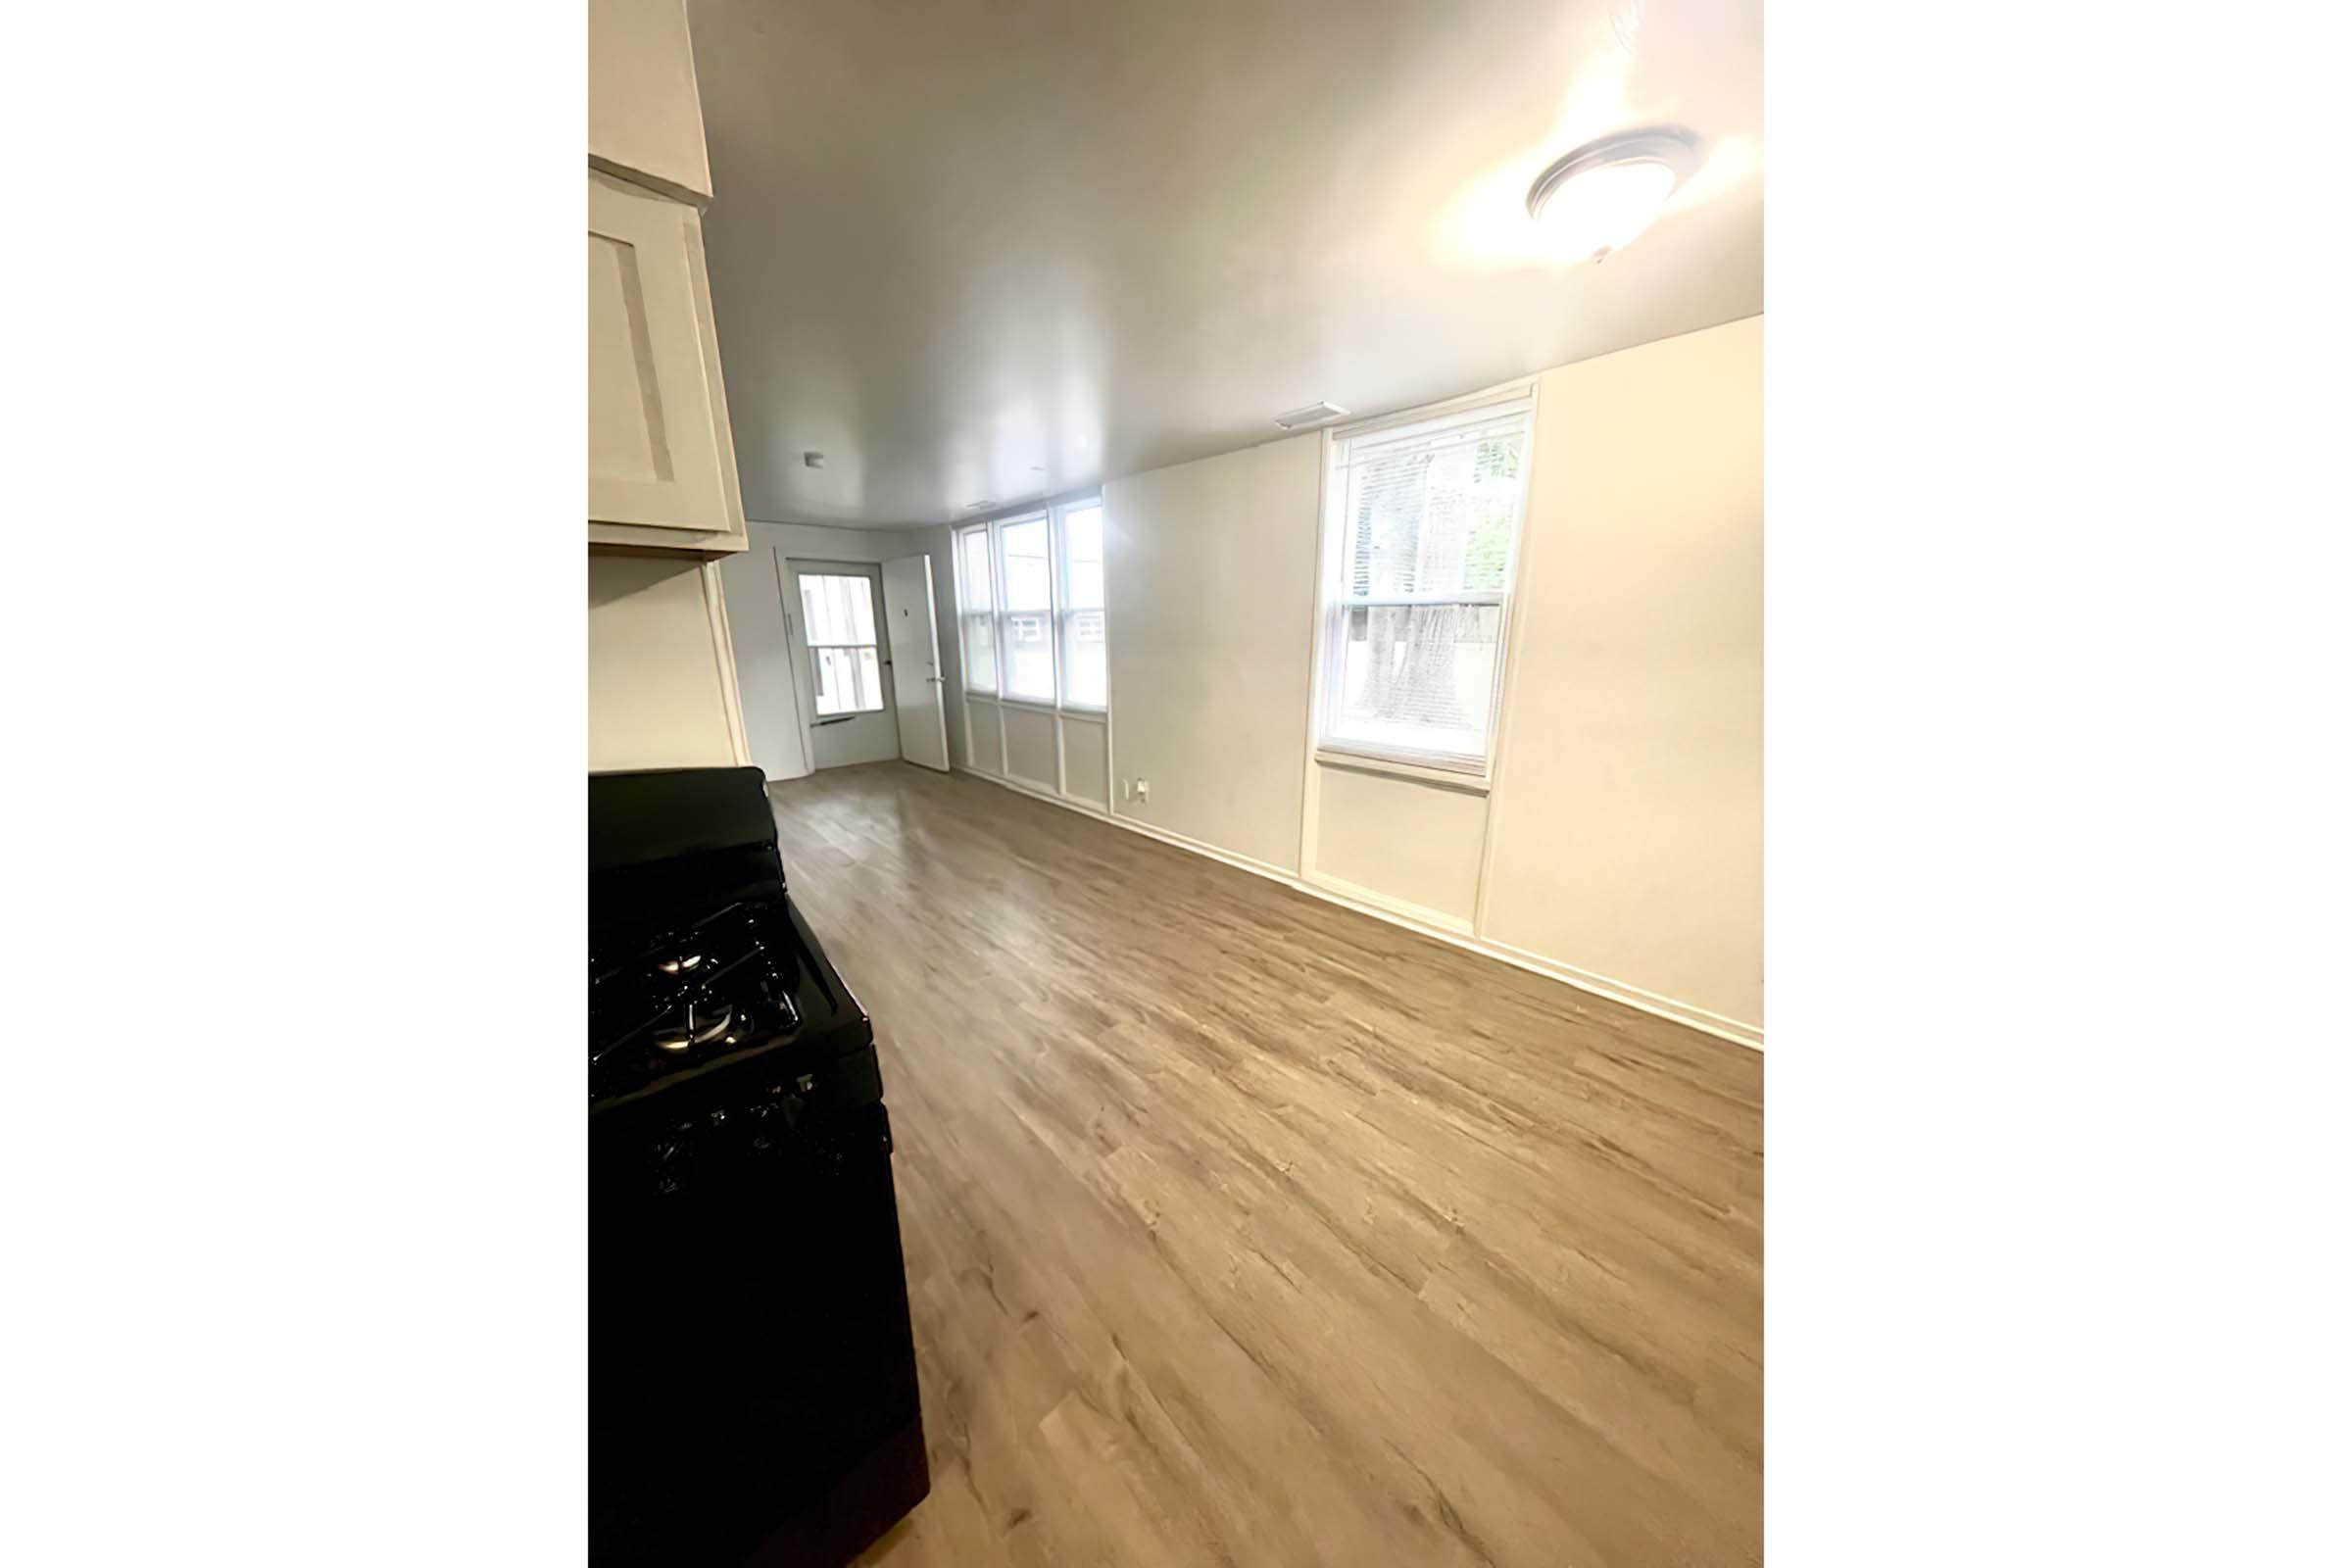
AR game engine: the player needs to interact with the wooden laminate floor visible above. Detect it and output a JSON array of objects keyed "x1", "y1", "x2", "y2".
[{"x1": 768, "y1": 763, "x2": 1762, "y2": 1568}]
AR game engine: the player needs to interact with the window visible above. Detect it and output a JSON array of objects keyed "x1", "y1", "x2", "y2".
[
  {"x1": 798, "y1": 572, "x2": 886, "y2": 716},
  {"x1": 955, "y1": 496, "x2": 1109, "y2": 710},
  {"x1": 1315, "y1": 397, "x2": 1533, "y2": 774},
  {"x1": 1057, "y1": 503, "x2": 1106, "y2": 710},
  {"x1": 996, "y1": 516, "x2": 1055, "y2": 702},
  {"x1": 957, "y1": 527, "x2": 997, "y2": 694}
]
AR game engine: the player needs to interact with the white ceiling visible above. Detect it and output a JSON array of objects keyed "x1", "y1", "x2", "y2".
[{"x1": 689, "y1": 0, "x2": 1762, "y2": 528}]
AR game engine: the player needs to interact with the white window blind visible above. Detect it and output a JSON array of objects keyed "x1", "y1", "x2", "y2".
[
  {"x1": 799, "y1": 572, "x2": 886, "y2": 716},
  {"x1": 956, "y1": 525, "x2": 997, "y2": 695},
  {"x1": 1317, "y1": 398, "x2": 1533, "y2": 772}
]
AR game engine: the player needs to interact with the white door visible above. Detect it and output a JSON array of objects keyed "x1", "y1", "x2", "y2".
[
  {"x1": 786, "y1": 562, "x2": 902, "y2": 770},
  {"x1": 881, "y1": 555, "x2": 951, "y2": 772}
]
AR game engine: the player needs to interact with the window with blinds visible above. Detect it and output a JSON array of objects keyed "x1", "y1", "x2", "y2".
[
  {"x1": 954, "y1": 495, "x2": 1110, "y2": 711},
  {"x1": 1316, "y1": 397, "x2": 1534, "y2": 773}
]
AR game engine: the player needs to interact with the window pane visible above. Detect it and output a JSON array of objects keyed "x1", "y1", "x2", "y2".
[
  {"x1": 799, "y1": 573, "x2": 877, "y2": 646},
  {"x1": 1061, "y1": 609, "x2": 1106, "y2": 709},
  {"x1": 811, "y1": 645, "x2": 885, "y2": 716},
  {"x1": 1061, "y1": 504, "x2": 1103, "y2": 610},
  {"x1": 1344, "y1": 429, "x2": 1524, "y2": 598},
  {"x1": 961, "y1": 612, "x2": 997, "y2": 693},
  {"x1": 999, "y1": 518, "x2": 1052, "y2": 612},
  {"x1": 1001, "y1": 610, "x2": 1054, "y2": 702},
  {"x1": 1328, "y1": 603, "x2": 1500, "y2": 762},
  {"x1": 958, "y1": 528, "x2": 994, "y2": 612}
]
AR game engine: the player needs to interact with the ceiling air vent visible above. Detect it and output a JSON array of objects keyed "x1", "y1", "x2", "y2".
[{"x1": 1273, "y1": 401, "x2": 1349, "y2": 431}]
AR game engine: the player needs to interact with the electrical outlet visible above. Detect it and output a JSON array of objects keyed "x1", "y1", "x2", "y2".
[{"x1": 1136, "y1": 777, "x2": 1151, "y2": 803}]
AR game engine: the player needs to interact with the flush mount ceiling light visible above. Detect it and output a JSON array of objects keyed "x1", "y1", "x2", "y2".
[{"x1": 1525, "y1": 125, "x2": 1701, "y2": 263}]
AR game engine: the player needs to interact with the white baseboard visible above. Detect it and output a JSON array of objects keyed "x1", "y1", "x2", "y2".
[
  {"x1": 954, "y1": 763, "x2": 1111, "y2": 819},
  {"x1": 1092, "y1": 806, "x2": 1301, "y2": 885},
  {"x1": 1302, "y1": 868, "x2": 1476, "y2": 937},
  {"x1": 949, "y1": 764, "x2": 1762, "y2": 1052},
  {"x1": 1478, "y1": 937, "x2": 1765, "y2": 1051}
]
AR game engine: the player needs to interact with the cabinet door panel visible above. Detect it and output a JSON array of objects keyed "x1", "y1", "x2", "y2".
[{"x1": 588, "y1": 173, "x2": 732, "y2": 533}]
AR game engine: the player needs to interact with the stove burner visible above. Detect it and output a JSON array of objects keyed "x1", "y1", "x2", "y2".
[
  {"x1": 590, "y1": 900, "x2": 809, "y2": 1103},
  {"x1": 651, "y1": 1002, "x2": 737, "y2": 1053}
]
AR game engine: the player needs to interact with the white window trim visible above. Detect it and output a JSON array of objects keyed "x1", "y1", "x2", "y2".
[
  {"x1": 1052, "y1": 495, "x2": 1107, "y2": 714},
  {"x1": 992, "y1": 509, "x2": 1057, "y2": 706},
  {"x1": 953, "y1": 522, "x2": 1000, "y2": 700},
  {"x1": 799, "y1": 571, "x2": 887, "y2": 717},
  {"x1": 1311, "y1": 388, "x2": 1537, "y2": 783},
  {"x1": 953, "y1": 494, "x2": 1108, "y2": 715}
]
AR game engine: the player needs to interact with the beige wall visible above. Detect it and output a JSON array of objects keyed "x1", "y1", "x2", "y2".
[
  {"x1": 588, "y1": 0, "x2": 711, "y2": 202},
  {"x1": 1102, "y1": 435, "x2": 1322, "y2": 873},
  {"x1": 588, "y1": 554, "x2": 739, "y2": 770},
  {"x1": 1309, "y1": 764, "x2": 1489, "y2": 928},
  {"x1": 1482, "y1": 317, "x2": 1763, "y2": 1029},
  {"x1": 1092, "y1": 316, "x2": 1762, "y2": 1040}
]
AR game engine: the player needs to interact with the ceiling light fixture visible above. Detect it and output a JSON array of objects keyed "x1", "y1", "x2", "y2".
[{"x1": 1525, "y1": 125, "x2": 1700, "y2": 263}]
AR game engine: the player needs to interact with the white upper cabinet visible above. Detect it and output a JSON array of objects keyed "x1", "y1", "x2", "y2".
[
  {"x1": 588, "y1": 0, "x2": 743, "y2": 554},
  {"x1": 587, "y1": 171, "x2": 746, "y2": 551}
]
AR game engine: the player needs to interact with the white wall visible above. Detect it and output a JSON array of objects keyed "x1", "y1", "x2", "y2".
[
  {"x1": 716, "y1": 545, "x2": 808, "y2": 779},
  {"x1": 1481, "y1": 316, "x2": 1763, "y2": 1030},
  {"x1": 1060, "y1": 713, "x2": 1110, "y2": 808},
  {"x1": 1091, "y1": 316, "x2": 1763, "y2": 1042},
  {"x1": 589, "y1": 554, "x2": 742, "y2": 770},
  {"x1": 1002, "y1": 705, "x2": 1058, "y2": 789},
  {"x1": 588, "y1": 0, "x2": 711, "y2": 201},
  {"x1": 722, "y1": 520, "x2": 965, "y2": 781},
  {"x1": 1102, "y1": 435, "x2": 1323, "y2": 873}
]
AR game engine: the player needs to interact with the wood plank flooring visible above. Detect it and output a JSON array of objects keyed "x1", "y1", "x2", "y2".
[{"x1": 766, "y1": 762, "x2": 1762, "y2": 1567}]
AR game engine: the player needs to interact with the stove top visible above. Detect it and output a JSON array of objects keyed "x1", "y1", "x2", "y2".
[{"x1": 590, "y1": 899, "x2": 816, "y2": 1107}]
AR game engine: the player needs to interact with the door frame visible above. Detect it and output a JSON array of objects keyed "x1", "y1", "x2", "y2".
[{"x1": 782, "y1": 558, "x2": 901, "y2": 771}]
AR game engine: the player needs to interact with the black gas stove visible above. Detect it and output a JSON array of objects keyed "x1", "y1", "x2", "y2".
[
  {"x1": 589, "y1": 767, "x2": 927, "y2": 1567},
  {"x1": 591, "y1": 899, "x2": 811, "y2": 1108}
]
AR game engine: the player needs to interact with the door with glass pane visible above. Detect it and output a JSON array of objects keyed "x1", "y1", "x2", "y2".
[{"x1": 785, "y1": 560, "x2": 901, "y2": 770}]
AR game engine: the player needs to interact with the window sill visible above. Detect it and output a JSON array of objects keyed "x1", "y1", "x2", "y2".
[
  {"x1": 964, "y1": 693, "x2": 1106, "y2": 719},
  {"x1": 1313, "y1": 747, "x2": 1492, "y2": 795}
]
